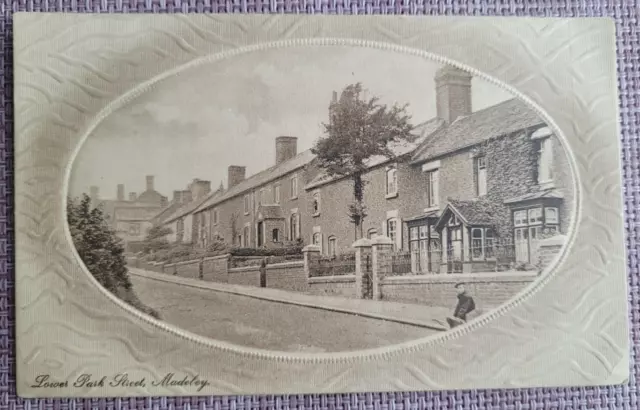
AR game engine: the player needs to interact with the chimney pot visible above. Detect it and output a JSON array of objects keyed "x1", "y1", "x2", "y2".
[
  {"x1": 228, "y1": 166, "x2": 246, "y2": 189},
  {"x1": 435, "y1": 65, "x2": 472, "y2": 124},
  {"x1": 117, "y1": 184, "x2": 125, "y2": 201},
  {"x1": 275, "y1": 136, "x2": 298, "y2": 166},
  {"x1": 129, "y1": 192, "x2": 137, "y2": 201}
]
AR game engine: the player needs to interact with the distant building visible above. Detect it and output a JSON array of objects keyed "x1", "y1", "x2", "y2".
[
  {"x1": 90, "y1": 175, "x2": 168, "y2": 253},
  {"x1": 159, "y1": 179, "x2": 224, "y2": 246},
  {"x1": 191, "y1": 137, "x2": 316, "y2": 250}
]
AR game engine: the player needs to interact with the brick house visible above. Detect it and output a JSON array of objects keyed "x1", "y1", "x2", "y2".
[
  {"x1": 148, "y1": 64, "x2": 572, "y2": 275},
  {"x1": 160, "y1": 179, "x2": 220, "y2": 244},
  {"x1": 408, "y1": 67, "x2": 573, "y2": 273},
  {"x1": 191, "y1": 137, "x2": 316, "y2": 249},
  {"x1": 303, "y1": 118, "x2": 443, "y2": 256},
  {"x1": 304, "y1": 65, "x2": 572, "y2": 274},
  {"x1": 91, "y1": 175, "x2": 169, "y2": 252}
]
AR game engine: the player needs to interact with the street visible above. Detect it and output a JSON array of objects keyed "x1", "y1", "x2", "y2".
[{"x1": 131, "y1": 275, "x2": 440, "y2": 352}]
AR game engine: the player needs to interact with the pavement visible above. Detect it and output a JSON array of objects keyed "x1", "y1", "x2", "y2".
[{"x1": 129, "y1": 268, "x2": 450, "y2": 331}]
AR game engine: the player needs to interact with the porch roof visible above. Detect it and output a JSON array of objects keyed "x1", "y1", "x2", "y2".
[
  {"x1": 504, "y1": 188, "x2": 564, "y2": 205},
  {"x1": 257, "y1": 204, "x2": 285, "y2": 220},
  {"x1": 404, "y1": 210, "x2": 440, "y2": 223},
  {"x1": 435, "y1": 199, "x2": 496, "y2": 230}
]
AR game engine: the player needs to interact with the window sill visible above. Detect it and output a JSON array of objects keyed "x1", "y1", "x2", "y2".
[
  {"x1": 423, "y1": 206, "x2": 439, "y2": 213},
  {"x1": 243, "y1": 212, "x2": 250, "y2": 216},
  {"x1": 385, "y1": 192, "x2": 398, "y2": 199},
  {"x1": 312, "y1": 212, "x2": 321, "y2": 218},
  {"x1": 290, "y1": 196, "x2": 298, "y2": 200}
]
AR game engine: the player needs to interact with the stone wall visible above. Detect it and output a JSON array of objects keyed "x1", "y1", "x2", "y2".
[
  {"x1": 228, "y1": 266, "x2": 261, "y2": 287},
  {"x1": 307, "y1": 275, "x2": 356, "y2": 298},
  {"x1": 265, "y1": 261, "x2": 306, "y2": 292},
  {"x1": 164, "y1": 263, "x2": 178, "y2": 275},
  {"x1": 380, "y1": 272, "x2": 537, "y2": 309},
  {"x1": 202, "y1": 255, "x2": 229, "y2": 283}
]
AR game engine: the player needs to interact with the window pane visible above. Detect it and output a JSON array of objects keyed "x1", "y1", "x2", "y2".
[
  {"x1": 545, "y1": 207, "x2": 558, "y2": 224},
  {"x1": 410, "y1": 227, "x2": 418, "y2": 240},
  {"x1": 472, "y1": 228, "x2": 483, "y2": 238},
  {"x1": 529, "y1": 208, "x2": 543, "y2": 225},
  {"x1": 419, "y1": 225, "x2": 429, "y2": 239},
  {"x1": 478, "y1": 168, "x2": 487, "y2": 196}
]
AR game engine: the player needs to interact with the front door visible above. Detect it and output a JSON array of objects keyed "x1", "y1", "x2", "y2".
[
  {"x1": 257, "y1": 222, "x2": 264, "y2": 247},
  {"x1": 515, "y1": 228, "x2": 529, "y2": 263},
  {"x1": 515, "y1": 226, "x2": 541, "y2": 264}
]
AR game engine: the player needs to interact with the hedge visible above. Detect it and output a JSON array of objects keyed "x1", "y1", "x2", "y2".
[{"x1": 139, "y1": 244, "x2": 303, "y2": 264}]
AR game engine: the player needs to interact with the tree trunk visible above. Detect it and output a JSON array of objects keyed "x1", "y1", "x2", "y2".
[{"x1": 353, "y1": 172, "x2": 364, "y2": 240}]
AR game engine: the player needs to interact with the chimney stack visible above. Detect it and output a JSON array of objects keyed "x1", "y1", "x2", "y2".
[
  {"x1": 228, "y1": 166, "x2": 246, "y2": 189},
  {"x1": 173, "y1": 190, "x2": 182, "y2": 203},
  {"x1": 117, "y1": 184, "x2": 125, "y2": 201},
  {"x1": 435, "y1": 65, "x2": 472, "y2": 125},
  {"x1": 275, "y1": 136, "x2": 298, "y2": 166},
  {"x1": 129, "y1": 192, "x2": 137, "y2": 201},
  {"x1": 145, "y1": 175, "x2": 154, "y2": 192},
  {"x1": 189, "y1": 179, "x2": 212, "y2": 200}
]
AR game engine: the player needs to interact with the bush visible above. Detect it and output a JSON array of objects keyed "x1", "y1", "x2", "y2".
[
  {"x1": 229, "y1": 245, "x2": 303, "y2": 257},
  {"x1": 67, "y1": 194, "x2": 161, "y2": 320},
  {"x1": 206, "y1": 236, "x2": 230, "y2": 254}
]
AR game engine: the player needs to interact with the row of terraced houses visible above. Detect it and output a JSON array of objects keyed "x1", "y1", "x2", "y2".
[{"x1": 101, "y1": 65, "x2": 572, "y2": 274}]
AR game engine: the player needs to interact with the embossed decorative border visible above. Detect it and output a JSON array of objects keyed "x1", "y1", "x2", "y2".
[{"x1": 14, "y1": 14, "x2": 629, "y2": 397}]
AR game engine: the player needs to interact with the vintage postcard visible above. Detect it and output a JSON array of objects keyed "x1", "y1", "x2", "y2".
[{"x1": 14, "y1": 14, "x2": 628, "y2": 397}]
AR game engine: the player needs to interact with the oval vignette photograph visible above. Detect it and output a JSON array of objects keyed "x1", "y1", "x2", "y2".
[{"x1": 68, "y1": 46, "x2": 575, "y2": 353}]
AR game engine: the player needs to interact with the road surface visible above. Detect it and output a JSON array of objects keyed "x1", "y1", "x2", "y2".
[{"x1": 131, "y1": 275, "x2": 440, "y2": 352}]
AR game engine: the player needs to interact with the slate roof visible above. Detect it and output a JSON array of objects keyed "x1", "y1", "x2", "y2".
[
  {"x1": 151, "y1": 201, "x2": 184, "y2": 224},
  {"x1": 195, "y1": 149, "x2": 316, "y2": 213},
  {"x1": 257, "y1": 205, "x2": 285, "y2": 220},
  {"x1": 163, "y1": 187, "x2": 224, "y2": 224},
  {"x1": 97, "y1": 199, "x2": 164, "y2": 223},
  {"x1": 411, "y1": 98, "x2": 544, "y2": 164},
  {"x1": 136, "y1": 190, "x2": 168, "y2": 205},
  {"x1": 435, "y1": 199, "x2": 496, "y2": 229},
  {"x1": 504, "y1": 188, "x2": 564, "y2": 204},
  {"x1": 305, "y1": 117, "x2": 445, "y2": 190}
]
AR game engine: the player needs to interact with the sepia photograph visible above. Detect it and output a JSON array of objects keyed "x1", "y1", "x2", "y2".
[{"x1": 68, "y1": 46, "x2": 574, "y2": 353}]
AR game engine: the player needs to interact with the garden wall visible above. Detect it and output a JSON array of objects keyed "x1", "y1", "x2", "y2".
[
  {"x1": 202, "y1": 255, "x2": 230, "y2": 283},
  {"x1": 175, "y1": 260, "x2": 200, "y2": 279},
  {"x1": 228, "y1": 266, "x2": 261, "y2": 287},
  {"x1": 307, "y1": 275, "x2": 356, "y2": 298},
  {"x1": 265, "y1": 261, "x2": 306, "y2": 292},
  {"x1": 380, "y1": 272, "x2": 538, "y2": 309}
]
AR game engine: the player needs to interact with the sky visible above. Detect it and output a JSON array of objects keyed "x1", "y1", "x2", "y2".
[{"x1": 69, "y1": 46, "x2": 514, "y2": 200}]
